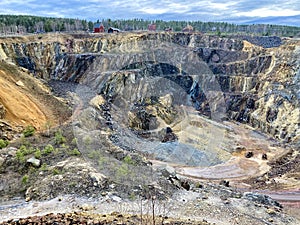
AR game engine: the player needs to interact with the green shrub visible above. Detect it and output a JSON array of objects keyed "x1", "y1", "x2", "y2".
[
  {"x1": 21, "y1": 175, "x2": 29, "y2": 185},
  {"x1": 69, "y1": 148, "x2": 81, "y2": 156},
  {"x1": 0, "y1": 139, "x2": 9, "y2": 149},
  {"x1": 34, "y1": 149, "x2": 41, "y2": 159},
  {"x1": 16, "y1": 145, "x2": 36, "y2": 162},
  {"x1": 87, "y1": 150, "x2": 100, "y2": 159},
  {"x1": 42, "y1": 144, "x2": 54, "y2": 155},
  {"x1": 40, "y1": 163, "x2": 48, "y2": 171},
  {"x1": 55, "y1": 130, "x2": 66, "y2": 145},
  {"x1": 116, "y1": 163, "x2": 130, "y2": 177},
  {"x1": 123, "y1": 155, "x2": 135, "y2": 165},
  {"x1": 71, "y1": 138, "x2": 78, "y2": 145},
  {"x1": 23, "y1": 125, "x2": 35, "y2": 137},
  {"x1": 52, "y1": 168, "x2": 60, "y2": 175},
  {"x1": 19, "y1": 145, "x2": 35, "y2": 155},
  {"x1": 16, "y1": 150, "x2": 25, "y2": 162},
  {"x1": 83, "y1": 136, "x2": 91, "y2": 146}
]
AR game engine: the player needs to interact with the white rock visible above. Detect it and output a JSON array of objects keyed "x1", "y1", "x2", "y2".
[
  {"x1": 89, "y1": 172, "x2": 106, "y2": 185},
  {"x1": 111, "y1": 195, "x2": 122, "y2": 202},
  {"x1": 27, "y1": 157, "x2": 41, "y2": 167},
  {"x1": 16, "y1": 80, "x2": 25, "y2": 87}
]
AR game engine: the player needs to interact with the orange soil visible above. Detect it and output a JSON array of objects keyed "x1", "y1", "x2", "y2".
[{"x1": 0, "y1": 69, "x2": 48, "y2": 130}]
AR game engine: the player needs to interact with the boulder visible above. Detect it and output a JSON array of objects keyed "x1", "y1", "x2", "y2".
[
  {"x1": 219, "y1": 180, "x2": 230, "y2": 187},
  {"x1": 16, "y1": 80, "x2": 25, "y2": 87},
  {"x1": 89, "y1": 95, "x2": 106, "y2": 109},
  {"x1": 262, "y1": 153, "x2": 268, "y2": 160},
  {"x1": 27, "y1": 157, "x2": 41, "y2": 167},
  {"x1": 245, "y1": 151, "x2": 254, "y2": 158}
]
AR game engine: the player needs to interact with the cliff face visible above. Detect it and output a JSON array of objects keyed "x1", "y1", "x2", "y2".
[{"x1": 0, "y1": 33, "x2": 299, "y2": 145}]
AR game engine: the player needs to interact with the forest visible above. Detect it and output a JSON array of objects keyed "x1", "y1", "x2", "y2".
[{"x1": 0, "y1": 15, "x2": 300, "y2": 37}]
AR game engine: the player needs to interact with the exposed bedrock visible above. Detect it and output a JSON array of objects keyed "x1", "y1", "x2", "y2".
[{"x1": 0, "y1": 33, "x2": 299, "y2": 144}]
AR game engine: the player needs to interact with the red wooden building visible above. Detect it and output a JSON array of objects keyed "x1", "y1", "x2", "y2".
[
  {"x1": 148, "y1": 24, "x2": 156, "y2": 31},
  {"x1": 94, "y1": 23, "x2": 105, "y2": 33}
]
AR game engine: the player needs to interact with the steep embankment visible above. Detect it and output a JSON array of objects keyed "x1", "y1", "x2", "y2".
[{"x1": 0, "y1": 61, "x2": 71, "y2": 139}]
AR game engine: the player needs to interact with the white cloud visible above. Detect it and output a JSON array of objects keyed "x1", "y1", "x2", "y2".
[
  {"x1": 235, "y1": 7, "x2": 300, "y2": 17},
  {"x1": 0, "y1": 0, "x2": 299, "y2": 26},
  {"x1": 139, "y1": 8, "x2": 169, "y2": 14}
]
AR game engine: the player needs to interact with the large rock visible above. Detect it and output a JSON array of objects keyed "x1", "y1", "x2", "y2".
[
  {"x1": 243, "y1": 192, "x2": 282, "y2": 208},
  {"x1": 27, "y1": 157, "x2": 41, "y2": 167}
]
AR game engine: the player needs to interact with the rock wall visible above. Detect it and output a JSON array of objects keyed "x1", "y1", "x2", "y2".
[{"x1": 0, "y1": 33, "x2": 298, "y2": 144}]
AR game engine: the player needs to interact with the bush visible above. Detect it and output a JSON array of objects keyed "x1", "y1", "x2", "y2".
[
  {"x1": 23, "y1": 125, "x2": 35, "y2": 137},
  {"x1": 42, "y1": 144, "x2": 54, "y2": 155},
  {"x1": 52, "y1": 168, "x2": 60, "y2": 175},
  {"x1": 15, "y1": 145, "x2": 35, "y2": 162},
  {"x1": 34, "y1": 149, "x2": 41, "y2": 159},
  {"x1": 40, "y1": 163, "x2": 48, "y2": 171},
  {"x1": 0, "y1": 139, "x2": 9, "y2": 149},
  {"x1": 55, "y1": 130, "x2": 66, "y2": 145},
  {"x1": 69, "y1": 148, "x2": 81, "y2": 156},
  {"x1": 123, "y1": 155, "x2": 135, "y2": 165},
  {"x1": 16, "y1": 150, "x2": 25, "y2": 162},
  {"x1": 21, "y1": 175, "x2": 29, "y2": 185}
]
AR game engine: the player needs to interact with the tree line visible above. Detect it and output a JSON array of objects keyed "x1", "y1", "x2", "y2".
[
  {"x1": 0, "y1": 15, "x2": 92, "y2": 34},
  {"x1": 0, "y1": 15, "x2": 300, "y2": 37},
  {"x1": 101, "y1": 19, "x2": 300, "y2": 37}
]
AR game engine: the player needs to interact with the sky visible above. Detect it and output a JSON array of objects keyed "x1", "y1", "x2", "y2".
[{"x1": 1, "y1": 0, "x2": 300, "y2": 26}]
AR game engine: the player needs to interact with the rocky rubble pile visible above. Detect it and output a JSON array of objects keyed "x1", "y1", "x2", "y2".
[
  {"x1": 0, "y1": 212, "x2": 211, "y2": 225},
  {"x1": 242, "y1": 35, "x2": 282, "y2": 48}
]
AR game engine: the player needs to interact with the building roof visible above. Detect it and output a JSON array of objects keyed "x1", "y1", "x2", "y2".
[
  {"x1": 108, "y1": 27, "x2": 121, "y2": 32},
  {"x1": 94, "y1": 23, "x2": 104, "y2": 28}
]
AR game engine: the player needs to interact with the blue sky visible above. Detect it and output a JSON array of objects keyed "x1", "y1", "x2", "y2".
[{"x1": 1, "y1": 0, "x2": 300, "y2": 26}]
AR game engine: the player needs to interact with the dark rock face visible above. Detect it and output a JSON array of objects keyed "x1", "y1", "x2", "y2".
[
  {"x1": 0, "y1": 32, "x2": 298, "y2": 144},
  {"x1": 242, "y1": 36, "x2": 282, "y2": 48},
  {"x1": 243, "y1": 192, "x2": 282, "y2": 208}
]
